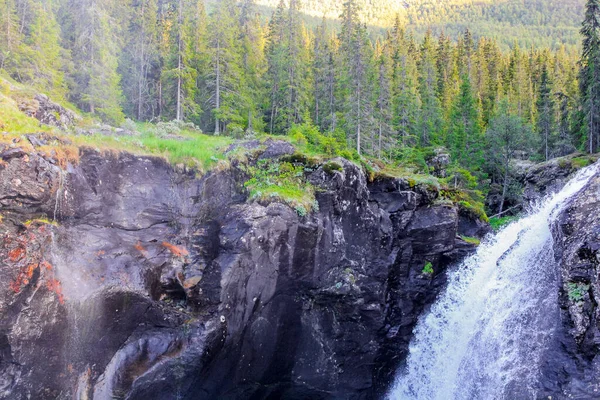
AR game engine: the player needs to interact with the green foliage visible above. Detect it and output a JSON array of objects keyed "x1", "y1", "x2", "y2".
[
  {"x1": 460, "y1": 235, "x2": 481, "y2": 246},
  {"x1": 567, "y1": 282, "x2": 590, "y2": 302},
  {"x1": 489, "y1": 215, "x2": 520, "y2": 231},
  {"x1": 323, "y1": 161, "x2": 343, "y2": 173},
  {"x1": 244, "y1": 159, "x2": 316, "y2": 212},
  {"x1": 422, "y1": 261, "x2": 434, "y2": 275},
  {"x1": 289, "y1": 122, "x2": 346, "y2": 156}
]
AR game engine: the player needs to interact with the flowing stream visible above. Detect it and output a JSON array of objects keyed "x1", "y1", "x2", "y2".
[{"x1": 389, "y1": 162, "x2": 600, "y2": 400}]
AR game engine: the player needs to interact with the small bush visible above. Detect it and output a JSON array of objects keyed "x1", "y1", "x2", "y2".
[
  {"x1": 422, "y1": 262, "x2": 434, "y2": 275},
  {"x1": 567, "y1": 282, "x2": 589, "y2": 302},
  {"x1": 323, "y1": 161, "x2": 343, "y2": 174},
  {"x1": 121, "y1": 118, "x2": 137, "y2": 132}
]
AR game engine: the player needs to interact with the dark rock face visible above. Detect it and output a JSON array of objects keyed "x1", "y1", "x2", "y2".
[
  {"x1": 545, "y1": 172, "x2": 600, "y2": 398},
  {"x1": 524, "y1": 154, "x2": 599, "y2": 204},
  {"x1": 0, "y1": 146, "x2": 477, "y2": 399}
]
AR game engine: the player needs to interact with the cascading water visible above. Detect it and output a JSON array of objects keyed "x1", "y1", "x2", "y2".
[{"x1": 390, "y1": 162, "x2": 600, "y2": 400}]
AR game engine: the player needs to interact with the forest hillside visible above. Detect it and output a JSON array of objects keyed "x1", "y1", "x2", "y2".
[{"x1": 1, "y1": 0, "x2": 600, "y2": 221}]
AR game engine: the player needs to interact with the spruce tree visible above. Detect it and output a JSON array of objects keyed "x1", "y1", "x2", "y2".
[
  {"x1": 448, "y1": 74, "x2": 482, "y2": 170},
  {"x1": 339, "y1": 0, "x2": 374, "y2": 155},
  {"x1": 580, "y1": 0, "x2": 600, "y2": 153},
  {"x1": 536, "y1": 63, "x2": 555, "y2": 160},
  {"x1": 417, "y1": 30, "x2": 443, "y2": 146},
  {"x1": 61, "y1": 0, "x2": 124, "y2": 124},
  {"x1": 207, "y1": 0, "x2": 243, "y2": 134}
]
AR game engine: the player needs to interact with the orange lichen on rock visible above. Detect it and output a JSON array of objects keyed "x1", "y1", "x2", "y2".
[
  {"x1": 162, "y1": 242, "x2": 189, "y2": 258},
  {"x1": 41, "y1": 261, "x2": 65, "y2": 304},
  {"x1": 134, "y1": 241, "x2": 147, "y2": 254},
  {"x1": 9, "y1": 264, "x2": 37, "y2": 293},
  {"x1": 8, "y1": 246, "x2": 25, "y2": 262},
  {"x1": 45, "y1": 278, "x2": 65, "y2": 305}
]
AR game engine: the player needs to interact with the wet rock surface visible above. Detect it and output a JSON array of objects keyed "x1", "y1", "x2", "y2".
[
  {"x1": 0, "y1": 145, "x2": 479, "y2": 399},
  {"x1": 546, "y1": 171, "x2": 600, "y2": 398},
  {"x1": 524, "y1": 153, "x2": 599, "y2": 204}
]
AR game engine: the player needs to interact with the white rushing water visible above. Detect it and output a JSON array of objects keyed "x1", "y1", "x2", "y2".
[{"x1": 389, "y1": 162, "x2": 600, "y2": 400}]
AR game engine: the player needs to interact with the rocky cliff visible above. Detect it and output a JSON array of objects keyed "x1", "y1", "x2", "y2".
[
  {"x1": 0, "y1": 141, "x2": 480, "y2": 400},
  {"x1": 548, "y1": 169, "x2": 600, "y2": 398}
]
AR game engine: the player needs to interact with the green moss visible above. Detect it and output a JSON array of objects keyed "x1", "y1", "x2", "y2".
[
  {"x1": 571, "y1": 155, "x2": 597, "y2": 170},
  {"x1": 24, "y1": 217, "x2": 59, "y2": 227},
  {"x1": 460, "y1": 235, "x2": 481, "y2": 246},
  {"x1": 422, "y1": 261, "x2": 434, "y2": 275},
  {"x1": 323, "y1": 161, "x2": 343, "y2": 174},
  {"x1": 440, "y1": 187, "x2": 488, "y2": 222},
  {"x1": 567, "y1": 282, "x2": 590, "y2": 302},
  {"x1": 489, "y1": 215, "x2": 519, "y2": 231},
  {"x1": 244, "y1": 159, "x2": 316, "y2": 212}
]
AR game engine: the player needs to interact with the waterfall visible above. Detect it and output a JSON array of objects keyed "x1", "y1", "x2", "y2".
[{"x1": 389, "y1": 162, "x2": 600, "y2": 400}]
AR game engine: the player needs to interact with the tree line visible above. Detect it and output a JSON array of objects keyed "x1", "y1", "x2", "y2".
[{"x1": 1, "y1": 0, "x2": 600, "y2": 213}]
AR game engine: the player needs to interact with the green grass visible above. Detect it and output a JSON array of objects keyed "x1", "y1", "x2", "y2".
[
  {"x1": 0, "y1": 92, "x2": 54, "y2": 134},
  {"x1": 489, "y1": 215, "x2": 520, "y2": 231},
  {"x1": 243, "y1": 158, "x2": 316, "y2": 215},
  {"x1": 69, "y1": 130, "x2": 232, "y2": 173},
  {"x1": 460, "y1": 235, "x2": 481, "y2": 246}
]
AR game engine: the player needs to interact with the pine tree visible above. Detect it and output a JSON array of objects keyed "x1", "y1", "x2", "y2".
[
  {"x1": 0, "y1": 0, "x2": 22, "y2": 74},
  {"x1": 417, "y1": 30, "x2": 443, "y2": 146},
  {"x1": 536, "y1": 63, "x2": 555, "y2": 160},
  {"x1": 22, "y1": 0, "x2": 67, "y2": 99},
  {"x1": 448, "y1": 74, "x2": 482, "y2": 169},
  {"x1": 120, "y1": 0, "x2": 159, "y2": 120},
  {"x1": 265, "y1": 0, "x2": 287, "y2": 134},
  {"x1": 374, "y1": 38, "x2": 393, "y2": 159},
  {"x1": 486, "y1": 101, "x2": 532, "y2": 215},
  {"x1": 61, "y1": 0, "x2": 124, "y2": 124},
  {"x1": 238, "y1": 0, "x2": 266, "y2": 132},
  {"x1": 580, "y1": 0, "x2": 600, "y2": 153},
  {"x1": 389, "y1": 18, "x2": 420, "y2": 146},
  {"x1": 207, "y1": 0, "x2": 243, "y2": 134},
  {"x1": 339, "y1": 0, "x2": 374, "y2": 155}
]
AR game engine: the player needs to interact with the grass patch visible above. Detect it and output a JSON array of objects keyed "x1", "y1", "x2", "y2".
[
  {"x1": 0, "y1": 92, "x2": 53, "y2": 134},
  {"x1": 460, "y1": 235, "x2": 481, "y2": 246},
  {"x1": 243, "y1": 158, "x2": 316, "y2": 215},
  {"x1": 489, "y1": 215, "x2": 520, "y2": 231},
  {"x1": 571, "y1": 155, "x2": 598, "y2": 170},
  {"x1": 441, "y1": 187, "x2": 488, "y2": 222}
]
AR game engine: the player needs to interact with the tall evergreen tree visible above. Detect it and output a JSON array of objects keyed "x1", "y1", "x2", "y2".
[
  {"x1": 61, "y1": 0, "x2": 124, "y2": 124},
  {"x1": 207, "y1": 0, "x2": 243, "y2": 134},
  {"x1": 536, "y1": 63, "x2": 555, "y2": 160},
  {"x1": 417, "y1": 30, "x2": 443, "y2": 146},
  {"x1": 580, "y1": 0, "x2": 600, "y2": 153},
  {"x1": 448, "y1": 74, "x2": 482, "y2": 169},
  {"x1": 339, "y1": 0, "x2": 374, "y2": 155},
  {"x1": 120, "y1": 0, "x2": 159, "y2": 120},
  {"x1": 389, "y1": 18, "x2": 420, "y2": 146}
]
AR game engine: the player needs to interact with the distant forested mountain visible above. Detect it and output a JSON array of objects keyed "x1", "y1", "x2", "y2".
[{"x1": 217, "y1": 0, "x2": 586, "y2": 50}]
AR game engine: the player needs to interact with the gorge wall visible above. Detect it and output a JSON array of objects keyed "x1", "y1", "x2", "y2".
[{"x1": 0, "y1": 140, "x2": 481, "y2": 400}]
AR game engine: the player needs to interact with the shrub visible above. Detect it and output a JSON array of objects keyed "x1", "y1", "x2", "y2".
[
  {"x1": 227, "y1": 123, "x2": 245, "y2": 139},
  {"x1": 422, "y1": 262, "x2": 434, "y2": 275},
  {"x1": 323, "y1": 161, "x2": 343, "y2": 174},
  {"x1": 567, "y1": 282, "x2": 589, "y2": 302}
]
